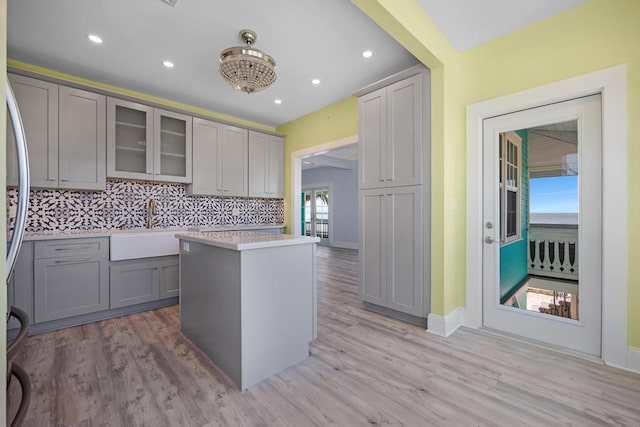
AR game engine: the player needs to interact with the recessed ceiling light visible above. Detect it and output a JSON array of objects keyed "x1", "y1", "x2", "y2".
[
  {"x1": 87, "y1": 34, "x2": 103, "y2": 44},
  {"x1": 362, "y1": 50, "x2": 373, "y2": 58},
  {"x1": 311, "y1": 79, "x2": 320, "y2": 85},
  {"x1": 162, "y1": 60, "x2": 175, "y2": 68},
  {"x1": 274, "y1": 99, "x2": 282, "y2": 105}
]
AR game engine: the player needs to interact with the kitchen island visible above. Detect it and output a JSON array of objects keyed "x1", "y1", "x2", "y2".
[{"x1": 176, "y1": 230, "x2": 320, "y2": 390}]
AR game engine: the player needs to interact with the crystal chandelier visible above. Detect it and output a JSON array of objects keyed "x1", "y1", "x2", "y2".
[{"x1": 219, "y1": 30, "x2": 277, "y2": 94}]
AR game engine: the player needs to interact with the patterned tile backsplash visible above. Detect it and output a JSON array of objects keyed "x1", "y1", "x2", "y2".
[{"x1": 8, "y1": 179, "x2": 284, "y2": 232}]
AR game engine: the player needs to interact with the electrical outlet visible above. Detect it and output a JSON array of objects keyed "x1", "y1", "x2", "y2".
[
  {"x1": 232, "y1": 208, "x2": 240, "y2": 216},
  {"x1": 183, "y1": 242, "x2": 190, "y2": 253}
]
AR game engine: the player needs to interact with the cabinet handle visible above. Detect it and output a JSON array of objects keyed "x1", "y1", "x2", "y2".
[
  {"x1": 54, "y1": 258, "x2": 91, "y2": 264},
  {"x1": 54, "y1": 246, "x2": 91, "y2": 251}
]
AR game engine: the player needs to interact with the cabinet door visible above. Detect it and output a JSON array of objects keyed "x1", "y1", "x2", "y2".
[
  {"x1": 188, "y1": 118, "x2": 223, "y2": 196},
  {"x1": 58, "y1": 86, "x2": 106, "y2": 190},
  {"x1": 248, "y1": 131, "x2": 269, "y2": 198},
  {"x1": 386, "y1": 74, "x2": 422, "y2": 187},
  {"x1": 358, "y1": 88, "x2": 386, "y2": 190},
  {"x1": 34, "y1": 252, "x2": 109, "y2": 322},
  {"x1": 110, "y1": 259, "x2": 160, "y2": 308},
  {"x1": 7, "y1": 242, "x2": 34, "y2": 330},
  {"x1": 359, "y1": 189, "x2": 387, "y2": 306},
  {"x1": 159, "y1": 258, "x2": 179, "y2": 299},
  {"x1": 222, "y1": 125, "x2": 248, "y2": 197},
  {"x1": 386, "y1": 186, "x2": 423, "y2": 316},
  {"x1": 107, "y1": 97, "x2": 154, "y2": 180},
  {"x1": 268, "y1": 136, "x2": 284, "y2": 198},
  {"x1": 7, "y1": 74, "x2": 58, "y2": 188},
  {"x1": 153, "y1": 109, "x2": 192, "y2": 183}
]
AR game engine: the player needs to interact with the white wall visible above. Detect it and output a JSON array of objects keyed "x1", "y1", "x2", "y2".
[{"x1": 302, "y1": 162, "x2": 358, "y2": 247}]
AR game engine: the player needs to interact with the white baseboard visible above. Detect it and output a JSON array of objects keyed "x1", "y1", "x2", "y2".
[
  {"x1": 628, "y1": 346, "x2": 640, "y2": 373},
  {"x1": 329, "y1": 240, "x2": 358, "y2": 250},
  {"x1": 427, "y1": 307, "x2": 465, "y2": 337}
]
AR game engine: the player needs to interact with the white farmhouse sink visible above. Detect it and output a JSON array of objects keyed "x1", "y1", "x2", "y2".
[{"x1": 110, "y1": 230, "x2": 180, "y2": 261}]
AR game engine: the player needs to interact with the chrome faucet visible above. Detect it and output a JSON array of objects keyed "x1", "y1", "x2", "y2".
[{"x1": 146, "y1": 198, "x2": 157, "y2": 229}]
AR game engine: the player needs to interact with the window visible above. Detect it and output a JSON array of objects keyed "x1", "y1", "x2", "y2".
[{"x1": 500, "y1": 131, "x2": 522, "y2": 245}]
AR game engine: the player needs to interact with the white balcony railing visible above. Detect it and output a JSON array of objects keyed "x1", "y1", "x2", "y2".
[{"x1": 527, "y1": 224, "x2": 578, "y2": 281}]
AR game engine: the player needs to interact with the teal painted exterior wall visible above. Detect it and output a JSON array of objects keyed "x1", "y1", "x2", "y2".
[{"x1": 500, "y1": 129, "x2": 529, "y2": 300}]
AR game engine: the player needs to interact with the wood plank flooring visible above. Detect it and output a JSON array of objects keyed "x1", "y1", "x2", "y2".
[{"x1": 8, "y1": 246, "x2": 640, "y2": 426}]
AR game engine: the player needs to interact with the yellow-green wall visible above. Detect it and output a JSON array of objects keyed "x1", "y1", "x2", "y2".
[
  {"x1": 276, "y1": 95, "x2": 358, "y2": 233},
  {"x1": 281, "y1": 0, "x2": 640, "y2": 347}
]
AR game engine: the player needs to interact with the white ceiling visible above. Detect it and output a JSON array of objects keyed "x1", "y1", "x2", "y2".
[
  {"x1": 302, "y1": 144, "x2": 358, "y2": 170},
  {"x1": 8, "y1": 1, "x2": 589, "y2": 128},
  {"x1": 416, "y1": 0, "x2": 588, "y2": 51},
  {"x1": 7, "y1": 0, "x2": 419, "y2": 128}
]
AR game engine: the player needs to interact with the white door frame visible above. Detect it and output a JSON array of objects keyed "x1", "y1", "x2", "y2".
[
  {"x1": 466, "y1": 65, "x2": 628, "y2": 368},
  {"x1": 291, "y1": 135, "x2": 358, "y2": 236}
]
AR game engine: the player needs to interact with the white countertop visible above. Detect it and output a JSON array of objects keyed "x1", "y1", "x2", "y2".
[
  {"x1": 176, "y1": 231, "x2": 320, "y2": 251},
  {"x1": 21, "y1": 224, "x2": 285, "y2": 241}
]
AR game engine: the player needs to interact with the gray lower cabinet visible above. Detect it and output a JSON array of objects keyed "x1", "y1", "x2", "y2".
[
  {"x1": 34, "y1": 238, "x2": 109, "y2": 323},
  {"x1": 359, "y1": 186, "x2": 424, "y2": 317},
  {"x1": 110, "y1": 256, "x2": 178, "y2": 308},
  {"x1": 7, "y1": 242, "x2": 34, "y2": 330}
]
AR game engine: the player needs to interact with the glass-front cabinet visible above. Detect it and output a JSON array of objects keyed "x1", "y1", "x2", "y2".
[{"x1": 107, "y1": 97, "x2": 192, "y2": 183}]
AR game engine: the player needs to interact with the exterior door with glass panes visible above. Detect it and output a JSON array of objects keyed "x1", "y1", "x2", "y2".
[
  {"x1": 302, "y1": 187, "x2": 329, "y2": 245},
  {"x1": 482, "y1": 94, "x2": 602, "y2": 356}
]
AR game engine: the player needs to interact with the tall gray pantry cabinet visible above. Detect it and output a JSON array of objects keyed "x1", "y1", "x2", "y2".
[{"x1": 356, "y1": 66, "x2": 431, "y2": 324}]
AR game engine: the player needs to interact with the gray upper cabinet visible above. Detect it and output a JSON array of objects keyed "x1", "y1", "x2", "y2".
[
  {"x1": 58, "y1": 86, "x2": 106, "y2": 190},
  {"x1": 34, "y1": 238, "x2": 109, "y2": 323},
  {"x1": 107, "y1": 97, "x2": 192, "y2": 183},
  {"x1": 7, "y1": 73, "x2": 59, "y2": 188},
  {"x1": 223, "y1": 125, "x2": 249, "y2": 197},
  {"x1": 187, "y1": 117, "x2": 223, "y2": 196},
  {"x1": 153, "y1": 109, "x2": 192, "y2": 183},
  {"x1": 7, "y1": 74, "x2": 106, "y2": 191},
  {"x1": 248, "y1": 131, "x2": 284, "y2": 198},
  {"x1": 188, "y1": 120, "x2": 248, "y2": 197},
  {"x1": 359, "y1": 186, "x2": 423, "y2": 317},
  {"x1": 359, "y1": 73, "x2": 422, "y2": 189},
  {"x1": 107, "y1": 98, "x2": 154, "y2": 181}
]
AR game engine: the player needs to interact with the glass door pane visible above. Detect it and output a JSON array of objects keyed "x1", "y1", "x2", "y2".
[
  {"x1": 159, "y1": 115, "x2": 187, "y2": 177},
  {"x1": 499, "y1": 121, "x2": 580, "y2": 320},
  {"x1": 114, "y1": 105, "x2": 149, "y2": 174},
  {"x1": 314, "y1": 189, "x2": 329, "y2": 243}
]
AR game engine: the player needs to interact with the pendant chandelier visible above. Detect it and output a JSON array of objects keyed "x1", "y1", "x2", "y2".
[{"x1": 219, "y1": 30, "x2": 277, "y2": 94}]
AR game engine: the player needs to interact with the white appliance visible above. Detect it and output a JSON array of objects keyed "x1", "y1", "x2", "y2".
[{"x1": 6, "y1": 78, "x2": 31, "y2": 426}]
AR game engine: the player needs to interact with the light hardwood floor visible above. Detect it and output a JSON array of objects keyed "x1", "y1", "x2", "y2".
[{"x1": 8, "y1": 246, "x2": 640, "y2": 426}]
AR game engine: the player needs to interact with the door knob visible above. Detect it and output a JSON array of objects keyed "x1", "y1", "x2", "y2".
[{"x1": 485, "y1": 236, "x2": 497, "y2": 244}]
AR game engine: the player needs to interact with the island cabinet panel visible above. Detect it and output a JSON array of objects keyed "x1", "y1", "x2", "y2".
[
  {"x1": 34, "y1": 238, "x2": 109, "y2": 323},
  {"x1": 7, "y1": 242, "x2": 34, "y2": 330},
  {"x1": 179, "y1": 234, "x2": 317, "y2": 391}
]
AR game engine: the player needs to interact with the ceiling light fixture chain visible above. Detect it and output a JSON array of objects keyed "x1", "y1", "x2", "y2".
[{"x1": 219, "y1": 29, "x2": 277, "y2": 94}]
